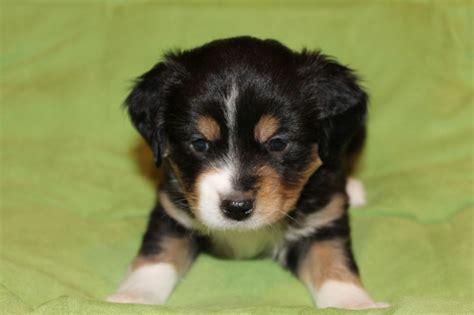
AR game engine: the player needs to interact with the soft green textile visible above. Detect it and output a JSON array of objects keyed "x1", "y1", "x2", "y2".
[{"x1": 1, "y1": 1, "x2": 473, "y2": 314}]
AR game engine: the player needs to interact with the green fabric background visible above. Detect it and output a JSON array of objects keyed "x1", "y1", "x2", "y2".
[{"x1": 1, "y1": 0, "x2": 473, "y2": 314}]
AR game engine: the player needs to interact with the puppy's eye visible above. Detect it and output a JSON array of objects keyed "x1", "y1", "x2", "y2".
[
  {"x1": 267, "y1": 138, "x2": 288, "y2": 152},
  {"x1": 190, "y1": 138, "x2": 209, "y2": 153}
]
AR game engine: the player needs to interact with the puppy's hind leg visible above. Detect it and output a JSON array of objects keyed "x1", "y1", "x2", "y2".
[
  {"x1": 344, "y1": 126, "x2": 367, "y2": 208},
  {"x1": 346, "y1": 177, "x2": 367, "y2": 208},
  {"x1": 107, "y1": 206, "x2": 199, "y2": 305}
]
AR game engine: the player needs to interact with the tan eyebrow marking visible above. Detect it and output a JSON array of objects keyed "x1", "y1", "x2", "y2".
[
  {"x1": 197, "y1": 116, "x2": 220, "y2": 141},
  {"x1": 255, "y1": 115, "x2": 280, "y2": 143}
]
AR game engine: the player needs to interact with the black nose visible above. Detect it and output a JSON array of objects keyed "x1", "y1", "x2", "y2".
[{"x1": 221, "y1": 199, "x2": 254, "y2": 221}]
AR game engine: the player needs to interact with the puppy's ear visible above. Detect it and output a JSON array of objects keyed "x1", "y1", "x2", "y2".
[
  {"x1": 298, "y1": 51, "x2": 368, "y2": 164},
  {"x1": 125, "y1": 56, "x2": 184, "y2": 167}
]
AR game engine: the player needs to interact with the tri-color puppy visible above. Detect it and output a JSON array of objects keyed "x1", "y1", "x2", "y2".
[{"x1": 107, "y1": 37, "x2": 387, "y2": 310}]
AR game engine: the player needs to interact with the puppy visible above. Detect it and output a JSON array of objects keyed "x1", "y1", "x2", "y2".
[{"x1": 107, "y1": 36, "x2": 386, "y2": 310}]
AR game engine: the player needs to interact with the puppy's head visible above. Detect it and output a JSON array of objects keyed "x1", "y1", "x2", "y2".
[{"x1": 126, "y1": 37, "x2": 367, "y2": 230}]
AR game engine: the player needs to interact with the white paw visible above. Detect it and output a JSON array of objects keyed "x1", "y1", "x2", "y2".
[
  {"x1": 314, "y1": 280, "x2": 389, "y2": 310},
  {"x1": 346, "y1": 177, "x2": 367, "y2": 208},
  {"x1": 106, "y1": 263, "x2": 178, "y2": 305},
  {"x1": 106, "y1": 292, "x2": 156, "y2": 305}
]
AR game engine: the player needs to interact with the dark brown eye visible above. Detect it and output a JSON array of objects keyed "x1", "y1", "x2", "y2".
[
  {"x1": 190, "y1": 138, "x2": 209, "y2": 153},
  {"x1": 267, "y1": 138, "x2": 288, "y2": 152}
]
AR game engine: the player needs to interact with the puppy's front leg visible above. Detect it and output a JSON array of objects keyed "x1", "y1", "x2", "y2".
[
  {"x1": 297, "y1": 237, "x2": 387, "y2": 310},
  {"x1": 283, "y1": 194, "x2": 387, "y2": 310},
  {"x1": 107, "y1": 206, "x2": 199, "y2": 305}
]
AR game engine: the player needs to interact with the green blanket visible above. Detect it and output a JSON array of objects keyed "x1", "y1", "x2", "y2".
[{"x1": 1, "y1": 1, "x2": 472, "y2": 314}]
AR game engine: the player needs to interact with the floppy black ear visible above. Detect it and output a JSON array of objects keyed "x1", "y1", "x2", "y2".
[
  {"x1": 298, "y1": 51, "x2": 368, "y2": 164},
  {"x1": 125, "y1": 57, "x2": 184, "y2": 167}
]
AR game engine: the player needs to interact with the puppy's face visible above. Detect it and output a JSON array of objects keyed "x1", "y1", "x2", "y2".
[
  {"x1": 126, "y1": 37, "x2": 367, "y2": 230},
  {"x1": 165, "y1": 82, "x2": 322, "y2": 230}
]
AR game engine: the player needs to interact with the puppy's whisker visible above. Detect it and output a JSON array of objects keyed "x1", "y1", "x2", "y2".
[{"x1": 262, "y1": 209, "x2": 298, "y2": 225}]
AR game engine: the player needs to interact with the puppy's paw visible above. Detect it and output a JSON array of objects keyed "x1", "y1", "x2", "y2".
[
  {"x1": 315, "y1": 280, "x2": 389, "y2": 310},
  {"x1": 106, "y1": 263, "x2": 178, "y2": 305},
  {"x1": 106, "y1": 292, "x2": 160, "y2": 305},
  {"x1": 346, "y1": 177, "x2": 367, "y2": 208}
]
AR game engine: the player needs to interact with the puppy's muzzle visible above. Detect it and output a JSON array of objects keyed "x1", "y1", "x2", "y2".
[{"x1": 220, "y1": 196, "x2": 254, "y2": 221}]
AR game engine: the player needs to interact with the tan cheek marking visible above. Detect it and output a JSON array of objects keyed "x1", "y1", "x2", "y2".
[
  {"x1": 298, "y1": 239, "x2": 362, "y2": 290},
  {"x1": 255, "y1": 166, "x2": 284, "y2": 222},
  {"x1": 197, "y1": 116, "x2": 220, "y2": 141},
  {"x1": 280, "y1": 150, "x2": 322, "y2": 210},
  {"x1": 131, "y1": 237, "x2": 195, "y2": 276},
  {"x1": 256, "y1": 147, "x2": 323, "y2": 222},
  {"x1": 255, "y1": 115, "x2": 280, "y2": 143}
]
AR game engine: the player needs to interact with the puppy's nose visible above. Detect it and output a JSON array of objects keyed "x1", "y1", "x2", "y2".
[{"x1": 221, "y1": 198, "x2": 254, "y2": 221}]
